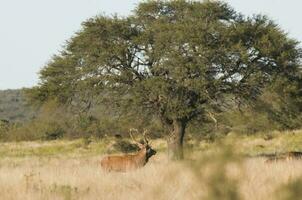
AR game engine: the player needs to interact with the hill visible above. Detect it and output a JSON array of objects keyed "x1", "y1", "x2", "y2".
[{"x1": 0, "y1": 89, "x2": 35, "y2": 122}]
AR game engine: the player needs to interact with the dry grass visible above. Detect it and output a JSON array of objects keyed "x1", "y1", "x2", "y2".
[
  {"x1": 0, "y1": 152, "x2": 302, "y2": 199},
  {"x1": 1, "y1": 132, "x2": 302, "y2": 200}
]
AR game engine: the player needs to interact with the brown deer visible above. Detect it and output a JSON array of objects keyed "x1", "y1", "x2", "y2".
[{"x1": 100, "y1": 129, "x2": 156, "y2": 172}]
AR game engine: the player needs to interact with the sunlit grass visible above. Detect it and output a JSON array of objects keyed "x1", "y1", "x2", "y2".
[{"x1": 0, "y1": 130, "x2": 302, "y2": 200}]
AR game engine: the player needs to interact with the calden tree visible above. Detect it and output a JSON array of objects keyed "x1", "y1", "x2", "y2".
[{"x1": 30, "y1": 1, "x2": 301, "y2": 160}]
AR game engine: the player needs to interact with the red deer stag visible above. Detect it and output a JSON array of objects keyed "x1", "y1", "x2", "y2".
[{"x1": 100, "y1": 129, "x2": 156, "y2": 172}]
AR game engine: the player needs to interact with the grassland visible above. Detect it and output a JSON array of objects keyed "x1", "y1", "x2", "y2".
[{"x1": 1, "y1": 130, "x2": 302, "y2": 200}]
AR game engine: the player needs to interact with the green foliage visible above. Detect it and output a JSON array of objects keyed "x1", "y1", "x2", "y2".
[
  {"x1": 28, "y1": 0, "x2": 301, "y2": 134},
  {"x1": 0, "y1": 120, "x2": 10, "y2": 134},
  {"x1": 43, "y1": 122, "x2": 65, "y2": 140},
  {"x1": 0, "y1": 97, "x2": 165, "y2": 142},
  {"x1": 111, "y1": 139, "x2": 139, "y2": 153},
  {"x1": 264, "y1": 75, "x2": 302, "y2": 129},
  {"x1": 2, "y1": 1, "x2": 300, "y2": 146},
  {"x1": 222, "y1": 109, "x2": 278, "y2": 134}
]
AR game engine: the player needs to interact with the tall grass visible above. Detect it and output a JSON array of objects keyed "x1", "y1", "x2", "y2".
[{"x1": 1, "y1": 137, "x2": 302, "y2": 200}]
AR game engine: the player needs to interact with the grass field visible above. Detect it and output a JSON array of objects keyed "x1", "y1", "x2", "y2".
[{"x1": 1, "y1": 130, "x2": 302, "y2": 200}]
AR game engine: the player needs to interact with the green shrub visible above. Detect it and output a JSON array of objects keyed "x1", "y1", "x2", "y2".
[
  {"x1": 0, "y1": 120, "x2": 9, "y2": 134},
  {"x1": 112, "y1": 139, "x2": 139, "y2": 153},
  {"x1": 43, "y1": 122, "x2": 65, "y2": 140}
]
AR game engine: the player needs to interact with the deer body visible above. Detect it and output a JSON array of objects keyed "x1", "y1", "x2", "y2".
[
  {"x1": 101, "y1": 148, "x2": 150, "y2": 172},
  {"x1": 101, "y1": 129, "x2": 156, "y2": 172}
]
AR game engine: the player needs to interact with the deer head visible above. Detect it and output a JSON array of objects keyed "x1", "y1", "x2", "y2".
[{"x1": 129, "y1": 128, "x2": 156, "y2": 161}]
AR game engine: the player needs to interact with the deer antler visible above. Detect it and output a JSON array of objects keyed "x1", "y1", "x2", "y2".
[
  {"x1": 129, "y1": 128, "x2": 140, "y2": 144},
  {"x1": 142, "y1": 129, "x2": 149, "y2": 144}
]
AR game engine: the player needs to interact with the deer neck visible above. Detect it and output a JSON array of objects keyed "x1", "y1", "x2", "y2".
[{"x1": 136, "y1": 148, "x2": 147, "y2": 165}]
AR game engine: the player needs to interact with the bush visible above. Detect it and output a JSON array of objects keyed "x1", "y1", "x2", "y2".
[
  {"x1": 112, "y1": 140, "x2": 139, "y2": 153},
  {"x1": 43, "y1": 122, "x2": 65, "y2": 140},
  {"x1": 0, "y1": 120, "x2": 10, "y2": 134}
]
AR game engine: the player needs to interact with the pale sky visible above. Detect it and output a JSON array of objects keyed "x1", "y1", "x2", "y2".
[{"x1": 0, "y1": 0, "x2": 301, "y2": 90}]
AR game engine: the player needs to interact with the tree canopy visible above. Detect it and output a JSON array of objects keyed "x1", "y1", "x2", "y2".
[{"x1": 29, "y1": 0, "x2": 302, "y2": 159}]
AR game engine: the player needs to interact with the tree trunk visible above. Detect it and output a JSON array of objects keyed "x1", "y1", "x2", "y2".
[{"x1": 167, "y1": 119, "x2": 187, "y2": 160}]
